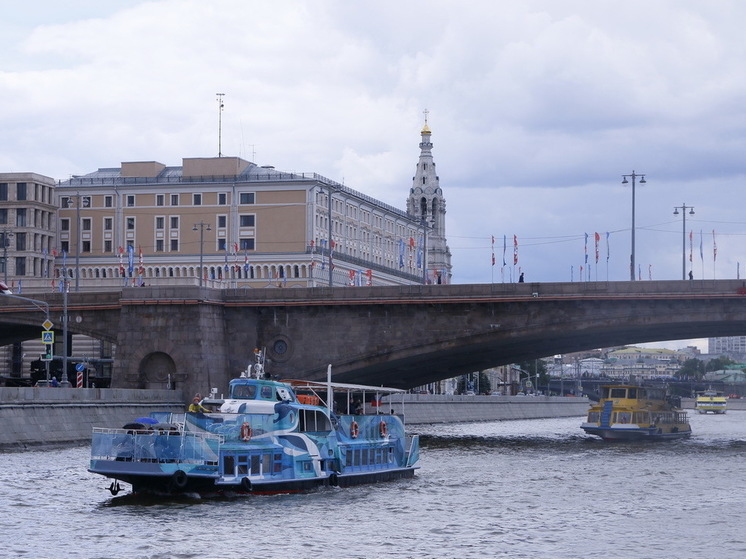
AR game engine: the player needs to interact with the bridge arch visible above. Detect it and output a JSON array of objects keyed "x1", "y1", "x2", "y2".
[{"x1": 137, "y1": 351, "x2": 176, "y2": 389}]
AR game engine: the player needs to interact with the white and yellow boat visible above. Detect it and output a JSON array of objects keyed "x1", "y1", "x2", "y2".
[
  {"x1": 695, "y1": 390, "x2": 727, "y2": 414},
  {"x1": 581, "y1": 384, "x2": 691, "y2": 441}
]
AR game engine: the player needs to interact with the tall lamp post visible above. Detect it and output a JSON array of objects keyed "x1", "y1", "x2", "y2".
[
  {"x1": 673, "y1": 204, "x2": 694, "y2": 280},
  {"x1": 193, "y1": 221, "x2": 211, "y2": 287},
  {"x1": 421, "y1": 217, "x2": 432, "y2": 284},
  {"x1": 0, "y1": 228, "x2": 14, "y2": 285},
  {"x1": 621, "y1": 171, "x2": 646, "y2": 281}
]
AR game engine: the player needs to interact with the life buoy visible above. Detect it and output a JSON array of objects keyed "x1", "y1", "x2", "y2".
[
  {"x1": 240, "y1": 422, "x2": 252, "y2": 442},
  {"x1": 379, "y1": 420, "x2": 388, "y2": 438},
  {"x1": 350, "y1": 421, "x2": 359, "y2": 439}
]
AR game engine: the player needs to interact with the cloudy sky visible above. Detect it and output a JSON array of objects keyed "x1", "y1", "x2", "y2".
[{"x1": 3, "y1": 1, "x2": 746, "y2": 309}]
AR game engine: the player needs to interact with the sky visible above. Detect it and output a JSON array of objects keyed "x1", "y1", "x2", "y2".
[{"x1": 4, "y1": 1, "x2": 746, "y2": 351}]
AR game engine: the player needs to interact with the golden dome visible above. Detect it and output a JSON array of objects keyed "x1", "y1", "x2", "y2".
[{"x1": 421, "y1": 123, "x2": 431, "y2": 134}]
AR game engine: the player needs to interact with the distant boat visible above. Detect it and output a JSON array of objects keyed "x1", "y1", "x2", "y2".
[
  {"x1": 580, "y1": 384, "x2": 691, "y2": 441},
  {"x1": 89, "y1": 351, "x2": 419, "y2": 496},
  {"x1": 695, "y1": 389, "x2": 727, "y2": 414}
]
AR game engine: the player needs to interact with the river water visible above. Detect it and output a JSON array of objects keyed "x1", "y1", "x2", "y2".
[{"x1": 2, "y1": 412, "x2": 745, "y2": 559}]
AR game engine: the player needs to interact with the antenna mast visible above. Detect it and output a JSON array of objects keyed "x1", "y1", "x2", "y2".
[{"x1": 216, "y1": 93, "x2": 225, "y2": 157}]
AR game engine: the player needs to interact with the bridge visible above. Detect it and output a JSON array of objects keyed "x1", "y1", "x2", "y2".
[{"x1": 1, "y1": 280, "x2": 745, "y2": 398}]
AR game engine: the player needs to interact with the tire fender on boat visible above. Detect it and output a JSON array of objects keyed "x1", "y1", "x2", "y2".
[
  {"x1": 350, "y1": 421, "x2": 359, "y2": 439},
  {"x1": 379, "y1": 420, "x2": 388, "y2": 438},
  {"x1": 240, "y1": 422, "x2": 252, "y2": 442},
  {"x1": 171, "y1": 470, "x2": 188, "y2": 490},
  {"x1": 240, "y1": 477, "x2": 252, "y2": 492},
  {"x1": 329, "y1": 473, "x2": 339, "y2": 487}
]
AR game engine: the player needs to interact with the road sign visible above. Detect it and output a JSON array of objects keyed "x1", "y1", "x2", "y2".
[
  {"x1": 75, "y1": 363, "x2": 85, "y2": 372},
  {"x1": 42, "y1": 319, "x2": 53, "y2": 330},
  {"x1": 41, "y1": 330, "x2": 54, "y2": 344}
]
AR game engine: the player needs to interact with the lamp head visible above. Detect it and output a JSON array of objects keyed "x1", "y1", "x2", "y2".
[
  {"x1": 639, "y1": 176, "x2": 646, "y2": 184},
  {"x1": 621, "y1": 177, "x2": 629, "y2": 184}
]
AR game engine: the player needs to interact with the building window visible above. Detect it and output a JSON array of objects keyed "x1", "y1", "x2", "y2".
[
  {"x1": 15, "y1": 257, "x2": 25, "y2": 276},
  {"x1": 105, "y1": 195, "x2": 113, "y2": 208},
  {"x1": 170, "y1": 216, "x2": 179, "y2": 229},
  {"x1": 239, "y1": 192, "x2": 255, "y2": 204},
  {"x1": 16, "y1": 183, "x2": 26, "y2": 201},
  {"x1": 61, "y1": 241, "x2": 69, "y2": 253},
  {"x1": 170, "y1": 239, "x2": 179, "y2": 251},
  {"x1": 218, "y1": 238, "x2": 227, "y2": 251},
  {"x1": 82, "y1": 241, "x2": 91, "y2": 253},
  {"x1": 156, "y1": 194, "x2": 164, "y2": 207},
  {"x1": 104, "y1": 217, "x2": 113, "y2": 231},
  {"x1": 156, "y1": 239, "x2": 164, "y2": 252},
  {"x1": 0, "y1": 209, "x2": 6, "y2": 224},
  {"x1": 126, "y1": 195, "x2": 135, "y2": 207},
  {"x1": 0, "y1": 184, "x2": 7, "y2": 201},
  {"x1": 60, "y1": 219, "x2": 70, "y2": 231},
  {"x1": 219, "y1": 192, "x2": 227, "y2": 205},
  {"x1": 193, "y1": 193, "x2": 202, "y2": 206},
  {"x1": 170, "y1": 194, "x2": 179, "y2": 206},
  {"x1": 218, "y1": 215, "x2": 227, "y2": 228},
  {"x1": 156, "y1": 217, "x2": 164, "y2": 230},
  {"x1": 82, "y1": 218, "x2": 91, "y2": 231},
  {"x1": 126, "y1": 217, "x2": 135, "y2": 230},
  {"x1": 239, "y1": 215, "x2": 255, "y2": 227},
  {"x1": 15, "y1": 233, "x2": 26, "y2": 251},
  {"x1": 16, "y1": 209, "x2": 26, "y2": 227},
  {"x1": 60, "y1": 196, "x2": 70, "y2": 208},
  {"x1": 240, "y1": 238, "x2": 255, "y2": 250},
  {"x1": 104, "y1": 240, "x2": 112, "y2": 252}
]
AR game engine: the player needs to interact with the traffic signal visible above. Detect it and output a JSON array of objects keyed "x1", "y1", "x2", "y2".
[{"x1": 41, "y1": 344, "x2": 53, "y2": 361}]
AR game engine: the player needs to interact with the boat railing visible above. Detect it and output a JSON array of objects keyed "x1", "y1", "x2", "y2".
[{"x1": 91, "y1": 427, "x2": 223, "y2": 465}]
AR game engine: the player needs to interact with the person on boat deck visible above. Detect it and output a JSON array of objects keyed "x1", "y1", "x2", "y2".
[
  {"x1": 352, "y1": 399, "x2": 363, "y2": 415},
  {"x1": 188, "y1": 395, "x2": 209, "y2": 413}
]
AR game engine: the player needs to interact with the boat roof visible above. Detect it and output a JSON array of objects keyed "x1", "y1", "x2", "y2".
[{"x1": 282, "y1": 379, "x2": 406, "y2": 394}]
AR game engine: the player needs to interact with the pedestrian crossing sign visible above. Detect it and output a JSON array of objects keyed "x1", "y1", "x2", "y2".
[{"x1": 41, "y1": 330, "x2": 54, "y2": 344}]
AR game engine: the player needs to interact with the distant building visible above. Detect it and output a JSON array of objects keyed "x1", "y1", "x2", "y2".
[
  {"x1": 54, "y1": 122, "x2": 452, "y2": 289},
  {"x1": 708, "y1": 336, "x2": 746, "y2": 359}
]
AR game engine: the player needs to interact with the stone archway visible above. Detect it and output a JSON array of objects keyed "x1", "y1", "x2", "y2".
[{"x1": 137, "y1": 351, "x2": 176, "y2": 389}]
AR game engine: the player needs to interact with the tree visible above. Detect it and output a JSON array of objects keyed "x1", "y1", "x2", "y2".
[
  {"x1": 705, "y1": 355, "x2": 736, "y2": 372},
  {"x1": 516, "y1": 359, "x2": 548, "y2": 392},
  {"x1": 677, "y1": 358, "x2": 705, "y2": 380}
]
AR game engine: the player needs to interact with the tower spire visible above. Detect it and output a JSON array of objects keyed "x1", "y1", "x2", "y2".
[{"x1": 407, "y1": 111, "x2": 452, "y2": 283}]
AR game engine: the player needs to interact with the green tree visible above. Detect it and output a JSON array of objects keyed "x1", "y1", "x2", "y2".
[
  {"x1": 516, "y1": 360, "x2": 548, "y2": 392},
  {"x1": 705, "y1": 356, "x2": 735, "y2": 372},
  {"x1": 677, "y1": 358, "x2": 705, "y2": 380}
]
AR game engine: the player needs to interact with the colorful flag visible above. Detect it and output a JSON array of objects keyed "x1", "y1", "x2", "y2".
[
  {"x1": 584, "y1": 233, "x2": 588, "y2": 264},
  {"x1": 491, "y1": 236, "x2": 495, "y2": 267},
  {"x1": 689, "y1": 231, "x2": 693, "y2": 262},
  {"x1": 513, "y1": 235, "x2": 518, "y2": 266},
  {"x1": 605, "y1": 232, "x2": 610, "y2": 262},
  {"x1": 502, "y1": 235, "x2": 507, "y2": 267},
  {"x1": 594, "y1": 232, "x2": 600, "y2": 264}
]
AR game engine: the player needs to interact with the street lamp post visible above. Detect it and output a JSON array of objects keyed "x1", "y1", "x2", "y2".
[
  {"x1": 621, "y1": 171, "x2": 646, "y2": 281},
  {"x1": 193, "y1": 222, "x2": 212, "y2": 287},
  {"x1": 0, "y1": 228, "x2": 14, "y2": 285},
  {"x1": 421, "y1": 217, "x2": 432, "y2": 284},
  {"x1": 673, "y1": 204, "x2": 694, "y2": 280}
]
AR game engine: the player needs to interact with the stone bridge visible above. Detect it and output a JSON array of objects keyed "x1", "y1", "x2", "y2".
[{"x1": 1, "y1": 280, "x2": 745, "y2": 398}]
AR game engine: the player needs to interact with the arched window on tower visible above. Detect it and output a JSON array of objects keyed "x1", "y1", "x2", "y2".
[
  {"x1": 420, "y1": 197, "x2": 428, "y2": 219},
  {"x1": 431, "y1": 199, "x2": 439, "y2": 227}
]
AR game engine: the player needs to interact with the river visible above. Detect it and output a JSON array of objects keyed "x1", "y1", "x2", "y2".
[{"x1": 2, "y1": 412, "x2": 745, "y2": 559}]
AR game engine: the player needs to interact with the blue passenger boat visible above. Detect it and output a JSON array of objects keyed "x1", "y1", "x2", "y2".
[{"x1": 89, "y1": 352, "x2": 420, "y2": 496}]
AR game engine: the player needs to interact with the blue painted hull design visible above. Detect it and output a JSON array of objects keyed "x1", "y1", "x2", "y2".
[{"x1": 90, "y1": 375, "x2": 419, "y2": 496}]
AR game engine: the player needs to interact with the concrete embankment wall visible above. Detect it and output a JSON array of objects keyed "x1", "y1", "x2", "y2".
[
  {"x1": 386, "y1": 394, "x2": 590, "y2": 424},
  {"x1": 0, "y1": 389, "x2": 591, "y2": 450},
  {"x1": 0, "y1": 387, "x2": 185, "y2": 450}
]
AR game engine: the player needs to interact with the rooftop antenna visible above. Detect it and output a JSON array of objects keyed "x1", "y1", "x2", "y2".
[{"x1": 216, "y1": 93, "x2": 225, "y2": 157}]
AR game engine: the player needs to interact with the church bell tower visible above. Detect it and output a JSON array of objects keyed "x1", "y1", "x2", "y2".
[{"x1": 407, "y1": 111, "x2": 452, "y2": 283}]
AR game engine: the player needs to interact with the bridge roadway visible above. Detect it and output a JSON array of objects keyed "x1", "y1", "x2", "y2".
[{"x1": 0, "y1": 279, "x2": 745, "y2": 398}]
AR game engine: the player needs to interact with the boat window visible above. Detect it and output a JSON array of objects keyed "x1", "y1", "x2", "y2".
[
  {"x1": 610, "y1": 388, "x2": 627, "y2": 399},
  {"x1": 299, "y1": 410, "x2": 332, "y2": 432},
  {"x1": 233, "y1": 385, "x2": 256, "y2": 399},
  {"x1": 260, "y1": 386, "x2": 273, "y2": 400},
  {"x1": 251, "y1": 455, "x2": 260, "y2": 475},
  {"x1": 627, "y1": 388, "x2": 637, "y2": 399},
  {"x1": 602, "y1": 387, "x2": 611, "y2": 398},
  {"x1": 223, "y1": 455, "x2": 235, "y2": 476}
]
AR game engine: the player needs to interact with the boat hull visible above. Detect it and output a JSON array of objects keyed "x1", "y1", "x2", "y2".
[
  {"x1": 89, "y1": 460, "x2": 417, "y2": 496},
  {"x1": 581, "y1": 424, "x2": 691, "y2": 441}
]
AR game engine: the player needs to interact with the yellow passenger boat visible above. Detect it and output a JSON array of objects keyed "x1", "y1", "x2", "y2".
[
  {"x1": 581, "y1": 384, "x2": 691, "y2": 441},
  {"x1": 695, "y1": 390, "x2": 727, "y2": 414}
]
